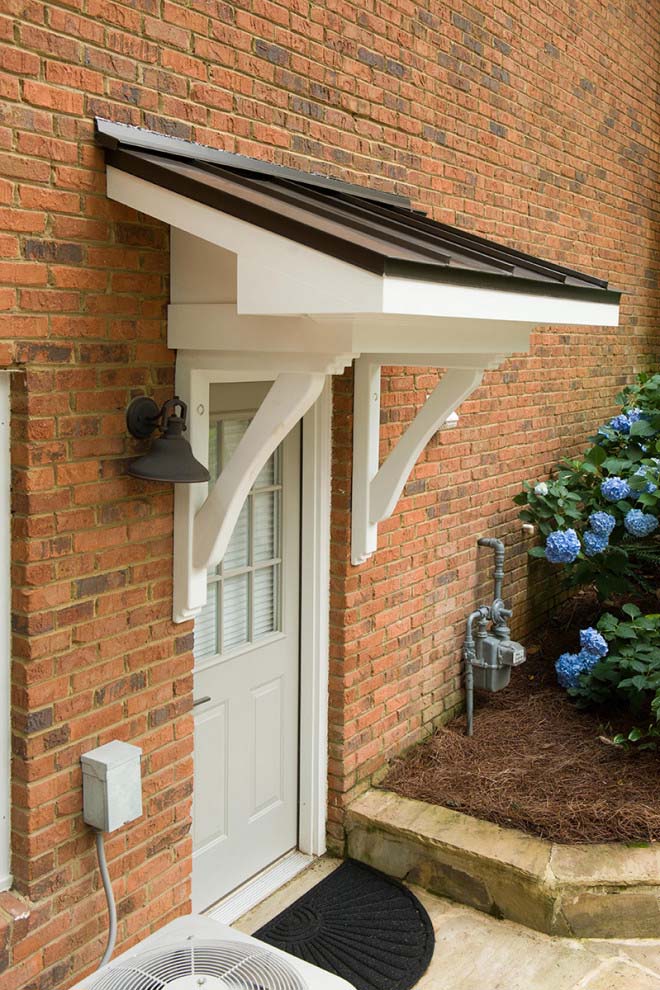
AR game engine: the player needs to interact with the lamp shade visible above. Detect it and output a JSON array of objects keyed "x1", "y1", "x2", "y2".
[{"x1": 126, "y1": 395, "x2": 210, "y2": 484}]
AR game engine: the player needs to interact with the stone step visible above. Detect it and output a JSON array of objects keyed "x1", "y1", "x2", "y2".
[{"x1": 346, "y1": 788, "x2": 660, "y2": 938}]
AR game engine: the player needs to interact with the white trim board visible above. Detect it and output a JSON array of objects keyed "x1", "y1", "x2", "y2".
[
  {"x1": 298, "y1": 380, "x2": 331, "y2": 856},
  {"x1": 206, "y1": 851, "x2": 313, "y2": 925},
  {"x1": 0, "y1": 373, "x2": 10, "y2": 892}
]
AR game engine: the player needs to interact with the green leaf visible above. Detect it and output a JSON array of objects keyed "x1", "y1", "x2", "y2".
[
  {"x1": 602, "y1": 458, "x2": 629, "y2": 473},
  {"x1": 528, "y1": 546, "x2": 547, "y2": 558},
  {"x1": 622, "y1": 603, "x2": 642, "y2": 618},
  {"x1": 585, "y1": 444, "x2": 607, "y2": 466},
  {"x1": 630, "y1": 419, "x2": 656, "y2": 437},
  {"x1": 615, "y1": 625, "x2": 638, "y2": 640},
  {"x1": 597, "y1": 612, "x2": 619, "y2": 634}
]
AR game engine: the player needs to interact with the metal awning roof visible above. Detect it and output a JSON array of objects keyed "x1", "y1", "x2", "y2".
[{"x1": 96, "y1": 118, "x2": 619, "y2": 307}]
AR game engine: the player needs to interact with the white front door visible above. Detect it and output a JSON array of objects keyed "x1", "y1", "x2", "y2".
[{"x1": 192, "y1": 382, "x2": 301, "y2": 912}]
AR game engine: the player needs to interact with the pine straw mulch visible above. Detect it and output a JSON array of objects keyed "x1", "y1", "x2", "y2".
[{"x1": 384, "y1": 591, "x2": 660, "y2": 844}]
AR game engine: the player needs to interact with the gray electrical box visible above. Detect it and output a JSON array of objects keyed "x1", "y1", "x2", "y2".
[{"x1": 81, "y1": 740, "x2": 143, "y2": 833}]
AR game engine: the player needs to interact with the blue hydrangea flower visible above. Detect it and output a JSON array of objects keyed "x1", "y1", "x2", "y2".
[
  {"x1": 534, "y1": 482, "x2": 549, "y2": 496},
  {"x1": 609, "y1": 413, "x2": 633, "y2": 434},
  {"x1": 624, "y1": 509, "x2": 659, "y2": 537},
  {"x1": 555, "y1": 649, "x2": 600, "y2": 689},
  {"x1": 608, "y1": 408, "x2": 645, "y2": 434},
  {"x1": 588, "y1": 511, "x2": 616, "y2": 537},
  {"x1": 555, "y1": 652, "x2": 581, "y2": 688},
  {"x1": 601, "y1": 476, "x2": 631, "y2": 502},
  {"x1": 583, "y1": 530, "x2": 608, "y2": 556},
  {"x1": 579, "y1": 649, "x2": 601, "y2": 677},
  {"x1": 545, "y1": 529, "x2": 580, "y2": 564},
  {"x1": 577, "y1": 648, "x2": 601, "y2": 673},
  {"x1": 579, "y1": 627, "x2": 609, "y2": 658}
]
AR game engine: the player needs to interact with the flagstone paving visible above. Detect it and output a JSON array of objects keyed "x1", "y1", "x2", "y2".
[{"x1": 235, "y1": 857, "x2": 660, "y2": 990}]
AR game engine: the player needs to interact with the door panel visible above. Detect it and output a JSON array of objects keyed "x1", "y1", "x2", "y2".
[
  {"x1": 192, "y1": 382, "x2": 301, "y2": 912},
  {"x1": 250, "y1": 676, "x2": 284, "y2": 818},
  {"x1": 193, "y1": 701, "x2": 228, "y2": 849}
]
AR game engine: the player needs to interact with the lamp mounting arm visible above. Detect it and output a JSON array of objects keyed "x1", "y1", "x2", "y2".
[
  {"x1": 126, "y1": 395, "x2": 161, "y2": 439},
  {"x1": 126, "y1": 395, "x2": 189, "y2": 439}
]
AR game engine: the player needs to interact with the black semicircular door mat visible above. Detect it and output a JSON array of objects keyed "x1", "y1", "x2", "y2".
[{"x1": 254, "y1": 859, "x2": 435, "y2": 990}]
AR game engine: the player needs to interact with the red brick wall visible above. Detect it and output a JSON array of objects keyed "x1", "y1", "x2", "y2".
[{"x1": 1, "y1": 0, "x2": 659, "y2": 985}]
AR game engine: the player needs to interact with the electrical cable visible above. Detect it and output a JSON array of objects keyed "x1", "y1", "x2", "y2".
[{"x1": 94, "y1": 829, "x2": 117, "y2": 969}]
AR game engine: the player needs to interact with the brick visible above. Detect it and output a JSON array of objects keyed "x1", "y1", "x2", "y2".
[
  {"x1": 22, "y1": 82, "x2": 84, "y2": 115},
  {"x1": 0, "y1": 45, "x2": 40, "y2": 75}
]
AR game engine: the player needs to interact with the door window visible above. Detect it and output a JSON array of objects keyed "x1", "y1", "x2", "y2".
[{"x1": 194, "y1": 416, "x2": 282, "y2": 662}]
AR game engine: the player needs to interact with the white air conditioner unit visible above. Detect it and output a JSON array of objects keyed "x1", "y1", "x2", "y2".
[{"x1": 73, "y1": 915, "x2": 357, "y2": 990}]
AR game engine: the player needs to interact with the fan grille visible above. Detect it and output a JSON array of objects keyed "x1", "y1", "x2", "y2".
[{"x1": 89, "y1": 938, "x2": 308, "y2": 990}]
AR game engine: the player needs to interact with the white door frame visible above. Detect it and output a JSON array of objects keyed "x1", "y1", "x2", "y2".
[
  {"x1": 179, "y1": 365, "x2": 331, "y2": 864},
  {"x1": 297, "y1": 379, "x2": 331, "y2": 856},
  {"x1": 0, "y1": 372, "x2": 10, "y2": 892}
]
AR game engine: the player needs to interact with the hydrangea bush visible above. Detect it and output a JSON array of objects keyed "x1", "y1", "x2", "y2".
[
  {"x1": 556, "y1": 605, "x2": 660, "y2": 746},
  {"x1": 514, "y1": 372, "x2": 660, "y2": 598}
]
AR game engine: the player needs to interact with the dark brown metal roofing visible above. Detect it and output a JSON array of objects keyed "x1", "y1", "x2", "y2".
[{"x1": 96, "y1": 118, "x2": 620, "y2": 306}]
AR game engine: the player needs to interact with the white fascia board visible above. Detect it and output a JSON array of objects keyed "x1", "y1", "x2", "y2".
[
  {"x1": 382, "y1": 276, "x2": 620, "y2": 327},
  {"x1": 106, "y1": 167, "x2": 382, "y2": 316}
]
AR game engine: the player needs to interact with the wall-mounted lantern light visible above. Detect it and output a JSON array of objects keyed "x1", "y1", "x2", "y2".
[{"x1": 125, "y1": 396, "x2": 210, "y2": 484}]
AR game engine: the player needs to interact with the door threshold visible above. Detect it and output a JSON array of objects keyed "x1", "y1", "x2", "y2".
[{"x1": 205, "y1": 850, "x2": 314, "y2": 925}]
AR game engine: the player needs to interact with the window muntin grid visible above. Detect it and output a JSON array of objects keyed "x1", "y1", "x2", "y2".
[{"x1": 194, "y1": 414, "x2": 282, "y2": 662}]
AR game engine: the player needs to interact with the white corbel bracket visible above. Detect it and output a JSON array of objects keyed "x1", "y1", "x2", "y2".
[
  {"x1": 173, "y1": 363, "x2": 329, "y2": 622},
  {"x1": 351, "y1": 353, "x2": 506, "y2": 565},
  {"x1": 194, "y1": 373, "x2": 325, "y2": 570}
]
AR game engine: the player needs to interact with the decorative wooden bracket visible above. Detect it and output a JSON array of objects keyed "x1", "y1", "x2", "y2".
[
  {"x1": 351, "y1": 354, "x2": 505, "y2": 565},
  {"x1": 173, "y1": 365, "x2": 326, "y2": 621},
  {"x1": 193, "y1": 373, "x2": 325, "y2": 570}
]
